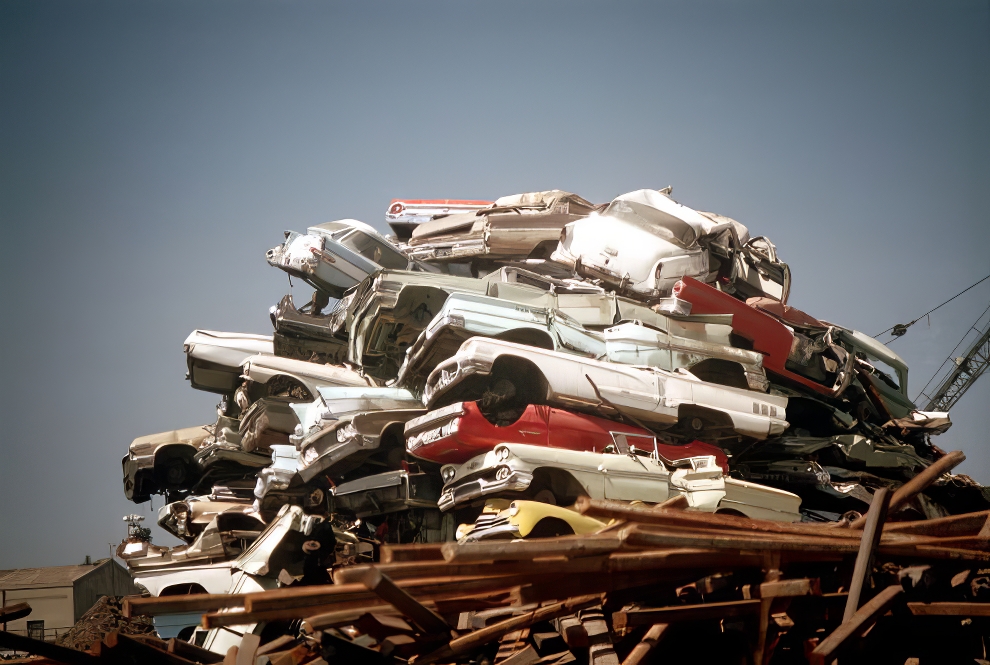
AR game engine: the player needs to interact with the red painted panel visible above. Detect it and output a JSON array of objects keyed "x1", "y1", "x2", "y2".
[
  {"x1": 411, "y1": 400, "x2": 729, "y2": 471},
  {"x1": 676, "y1": 277, "x2": 833, "y2": 396}
]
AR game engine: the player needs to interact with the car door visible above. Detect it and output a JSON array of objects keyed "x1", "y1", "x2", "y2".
[
  {"x1": 585, "y1": 362, "x2": 662, "y2": 414},
  {"x1": 600, "y1": 451, "x2": 669, "y2": 503}
]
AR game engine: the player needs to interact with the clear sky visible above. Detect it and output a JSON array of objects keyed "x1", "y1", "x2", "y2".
[{"x1": 1, "y1": 0, "x2": 988, "y2": 569}]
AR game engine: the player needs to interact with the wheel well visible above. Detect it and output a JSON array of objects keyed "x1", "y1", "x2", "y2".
[
  {"x1": 687, "y1": 359, "x2": 749, "y2": 390},
  {"x1": 527, "y1": 517, "x2": 576, "y2": 539},
  {"x1": 493, "y1": 328, "x2": 555, "y2": 351},
  {"x1": 677, "y1": 404, "x2": 734, "y2": 430},
  {"x1": 488, "y1": 355, "x2": 550, "y2": 406},
  {"x1": 159, "y1": 583, "x2": 208, "y2": 596},
  {"x1": 378, "y1": 421, "x2": 409, "y2": 468},
  {"x1": 529, "y1": 468, "x2": 588, "y2": 506},
  {"x1": 153, "y1": 444, "x2": 196, "y2": 466}
]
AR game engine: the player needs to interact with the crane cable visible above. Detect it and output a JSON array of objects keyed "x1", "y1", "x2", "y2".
[{"x1": 873, "y1": 273, "x2": 990, "y2": 340}]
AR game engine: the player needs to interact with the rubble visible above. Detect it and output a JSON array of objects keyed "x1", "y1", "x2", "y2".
[
  {"x1": 53, "y1": 597, "x2": 156, "y2": 652},
  {"x1": 6, "y1": 186, "x2": 989, "y2": 663}
]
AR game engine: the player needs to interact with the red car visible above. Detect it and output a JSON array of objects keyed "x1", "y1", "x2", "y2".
[
  {"x1": 674, "y1": 277, "x2": 853, "y2": 398},
  {"x1": 403, "y1": 400, "x2": 729, "y2": 471}
]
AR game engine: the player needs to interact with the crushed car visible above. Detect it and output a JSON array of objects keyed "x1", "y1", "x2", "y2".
[
  {"x1": 266, "y1": 219, "x2": 417, "y2": 299},
  {"x1": 422, "y1": 337, "x2": 789, "y2": 443},
  {"x1": 405, "y1": 399, "x2": 729, "y2": 470},
  {"x1": 436, "y1": 442, "x2": 802, "y2": 523},
  {"x1": 405, "y1": 190, "x2": 601, "y2": 270},
  {"x1": 385, "y1": 199, "x2": 493, "y2": 241},
  {"x1": 552, "y1": 188, "x2": 790, "y2": 303}
]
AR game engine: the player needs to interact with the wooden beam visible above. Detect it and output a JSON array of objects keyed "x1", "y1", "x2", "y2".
[
  {"x1": 574, "y1": 497, "x2": 863, "y2": 539},
  {"x1": 359, "y1": 567, "x2": 451, "y2": 636},
  {"x1": 809, "y1": 585, "x2": 904, "y2": 665},
  {"x1": 907, "y1": 602, "x2": 990, "y2": 616},
  {"x1": 124, "y1": 593, "x2": 246, "y2": 618},
  {"x1": 612, "y1": 599, "x2": 762, "y2": 631},
  {"x1": 245, "y1": 575, "x2": 530, "y2": 614},
  {"x1": 441, "y1": 534, "x2": 624, "y2": 563},
  {"x1": 620, "y1": 623, "x2": 668, "y2": 665},
  {"x1": 0, "y1": 603, "x2": 31, "y2": 624},
  {"x1": 844, "y1": 488, "x2": 891, "y2": 622},
  {"x1": 0, "y1": 630, "x2": 98, "y2": 665}
]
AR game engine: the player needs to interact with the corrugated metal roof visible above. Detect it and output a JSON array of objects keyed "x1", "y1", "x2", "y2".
[{"x1": 0, "y1": 560, "x2": 110, "y2": 590}]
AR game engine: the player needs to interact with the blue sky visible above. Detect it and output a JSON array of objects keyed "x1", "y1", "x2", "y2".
[{"x1": 1, "y1": 0, "x2": 988, "y2": 568}]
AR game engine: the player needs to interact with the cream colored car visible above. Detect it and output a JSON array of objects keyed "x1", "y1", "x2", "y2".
[
  {"x1": 438, "y1": 442, "x2": 802, "y2": 523},
  {"x1": 455, "y1": 499, "x2": 607, "y2": 542}
]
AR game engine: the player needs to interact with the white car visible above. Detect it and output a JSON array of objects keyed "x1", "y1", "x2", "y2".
[
  {"x1": 437, "y1": 442, "x2": 802, "y2": 523},
  {"x1": 423, "y1": 337, "x2": 788, "y2": 442},
  {"x1": 184, "y1": 330, "x2": 273, "y2": 395},
  {"x1": 552, "y1": 188, "x2": 789, "y2": 302},
  {"x1": 267, "y1": 219, "x2": 414, "y2": 298}
]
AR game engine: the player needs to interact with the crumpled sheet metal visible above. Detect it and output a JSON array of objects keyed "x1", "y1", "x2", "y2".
[{"x1": 884, "y1": 409, "x2": 953, "y2": 434}]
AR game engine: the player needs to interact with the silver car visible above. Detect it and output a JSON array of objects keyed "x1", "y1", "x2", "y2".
[{"x1": 267, "y1": 219, "x2": 413, "y2": 298}]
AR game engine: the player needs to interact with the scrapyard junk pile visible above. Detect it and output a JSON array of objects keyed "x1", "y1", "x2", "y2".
[{"x1": 8, "y1": 186, "x2": 986, "y2": 664}]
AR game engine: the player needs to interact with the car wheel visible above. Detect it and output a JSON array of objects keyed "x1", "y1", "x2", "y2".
[{"x1": 532, "y1": 489, "x2": 557, "y2": 505}]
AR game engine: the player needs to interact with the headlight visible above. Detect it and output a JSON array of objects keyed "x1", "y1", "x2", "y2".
[
  {"x1": 495, "y1": 446, "x2": 510, "y2": 462},
  {"x1": 441, "y1": 466, "x2": 456, "y2": 483},
  {"x1": 495, "y1": 466, "x2": 511, "y2": 481},
  {"x1": 508, "y1": 502, "x2": 520, "y2": 517},
  {"x1": 336, "y1": 423, "x2": 358, "y2": 443},
  {"x1": 455, "y1": 525, "x2": 469, "y2": 541},
  {"x1": 302, "y1": 446, "x2": 319, "y2": 465}
]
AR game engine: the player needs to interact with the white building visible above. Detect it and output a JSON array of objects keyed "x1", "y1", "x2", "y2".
[{"x1": 0, "y1": 558, "x2": 135, "y2": 642}]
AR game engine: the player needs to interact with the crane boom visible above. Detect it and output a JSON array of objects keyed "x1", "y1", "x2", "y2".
[{"x1": 918, "y1": 308, "x2": 990, "y2": 412}]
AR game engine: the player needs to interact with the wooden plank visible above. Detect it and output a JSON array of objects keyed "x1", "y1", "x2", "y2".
[
  {"x1": 809, "y1": 585, "x2": 904, "y2": 665},
  {"x1": 246, "y1": 575, "x2": 530, "y2": 614},
  {"x1": 574, "y1": 497, "x2": 864, "y2": 539},
  {"x1": 620, "y1": 623, "x2": 668, "y2": 665},
  {"x1": 334, "y1": 548, "x2": 763, "y2": 585},
  {"x1": 359, "y1": 567, "x2": 451, "y2": 636},
  {"x1": 613, "y1": 599, "x2": 761, "y2": 631},
  {"x1": 758, "y1": 578, "x2": 821, "y2": 599},
  {"x1": 621, "y1": 524, "x2": 863, "y2": 554},
  {"x1": 0, "y1": 603, "x2": 31, "y2": 624},
  {"x1": 844, "y1": 488, "x2": 891, "y2": 622},
  {"x1": 0, "y1": 630, "x2": 98, "y2": 665},
  {"x1": 124, "y1": 593, "x2": 246, "y2": 617},
  {"x1": 441, "y1": 534, "x2": 624, "y2": 563},
  {"x1": 906, "y1": 602, "x2": 990, "y2": 616},
  {"x1": 381, "y1": 543, "x2": 446, "y2": 563},
  {"x1": 885, "y1": 511, "x2": 990, "y2": 537}
]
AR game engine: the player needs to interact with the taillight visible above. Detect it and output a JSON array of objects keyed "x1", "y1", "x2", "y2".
[
  {"x1": 672, "y1": 280, "x2": 685, "y2": 296},
  {"x1": 389, "y1": 203, "x2": 404, "y2": 215}
]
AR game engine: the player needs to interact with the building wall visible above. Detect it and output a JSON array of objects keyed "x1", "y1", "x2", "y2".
[
  {"x1": 73, "y1": 561, "x2": 138, "y2": 621},
  {"x1": 1, "y1": 586, "x2": 75, "y2": 636}
]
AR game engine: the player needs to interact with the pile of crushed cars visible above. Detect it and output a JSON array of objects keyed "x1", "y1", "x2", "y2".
[{"x1": 111, "y1": 187, "x2": 987, "y2": 658}]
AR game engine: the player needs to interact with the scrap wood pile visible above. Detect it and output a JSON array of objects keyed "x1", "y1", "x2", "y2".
[
  {"x1": 53, "y1": 596, "x2": 156, "y2": 652},
  {"x1": 6, "y1": 454, "x2": 990, "y2": 663}
]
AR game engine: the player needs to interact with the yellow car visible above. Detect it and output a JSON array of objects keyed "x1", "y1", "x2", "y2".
[{"x1": 455, "y1": 499, "x2": 607, "y2": 542}]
